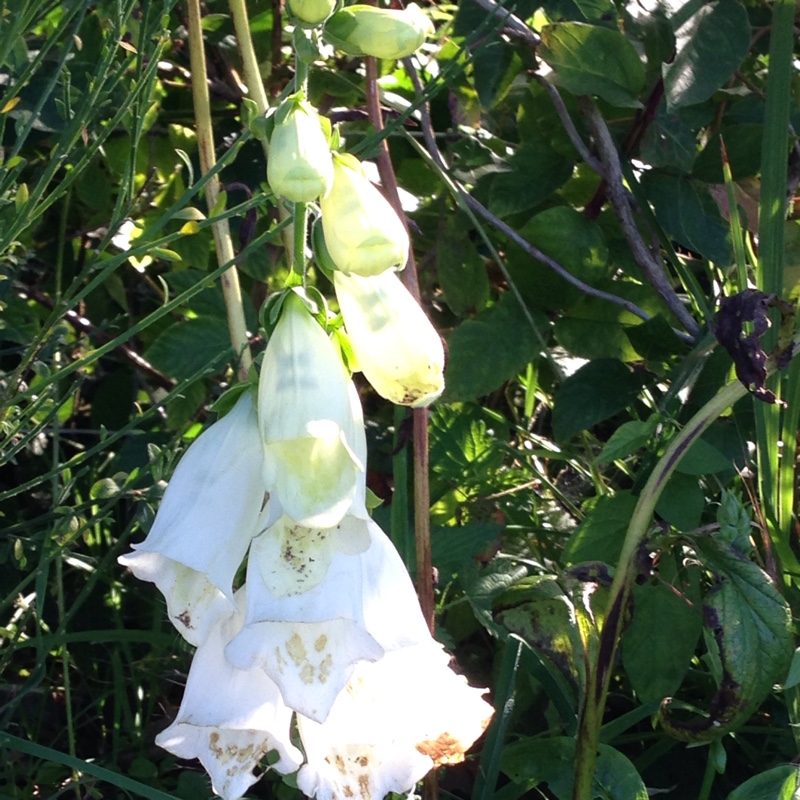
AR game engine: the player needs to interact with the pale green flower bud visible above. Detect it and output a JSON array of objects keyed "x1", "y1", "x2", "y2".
[
  {"x1": 323, "y1": 4, "x2": 433, "y2": 60},
  {"x1": 320, "y1": 154, "x2": 409, "y2": 276},
  {"x1": 334, "y1": 269, "x2": 444, "y2": 406},
  {"x1": 288, "y1": 0, "x2": 337, "y2": 25},
  {"x1": 267, "y1": 97, "x2": 334, "y2": 203}
]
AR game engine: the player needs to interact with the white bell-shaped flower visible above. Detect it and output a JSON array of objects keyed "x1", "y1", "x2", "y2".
[
  {"x1": 224, "y1": 515, "x2": 431, "y2": 723},
  {"x1": 334, "y1": 269, "x2": 444, "y2": 406},
  {"x1": 156, "y1": 590, "x2": 302, "y2": 800},
  {"x1": 118, "y1": 392, "x2": 264, "y2": 646},
  {"x1": 320, "y1": 154, "x2": 409, "y2": 277},
  {"x1": 258, "y1": 291, "x2": 364, "y2": 529},
  {"x1": 296, "y1": 643, "x2": 494, "y2": 800}
]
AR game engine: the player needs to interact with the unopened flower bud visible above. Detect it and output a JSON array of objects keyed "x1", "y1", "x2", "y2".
[
  {"x1": 323, "y1": 4, "x2": 433, "y2": 60},
  {"x1": 288, "y1": 0, "x2": 337, "y2": 25},
  {"x1": 334, "y1": 269, "x2": 444, "y2": 406},
  {"x1": 268, "y1": 98, "x2": 334, "y2": 203},
  {"x1": 320, "y1": 154, "x2": 409, "y2": 276}
]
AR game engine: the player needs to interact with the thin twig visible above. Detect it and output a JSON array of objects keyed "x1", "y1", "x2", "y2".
[
  {"x1": 20, "y1": 286, "x2": 176, "y2": 390},
  {"x1": 582, "y1": 98, "x2": 701, "y2": 339},
  {"x1": 468, "y1": 0, "x2": 540, "y2": 48},
  {"x1": 187, "y1": 0, "x2": 253, "y2": 381},
  {"x1": 534, "y1": 75, "x2": 604, "y2": 175},
  {"x1": 404, "y1": 61, "x2": 658, "y2": 328}
]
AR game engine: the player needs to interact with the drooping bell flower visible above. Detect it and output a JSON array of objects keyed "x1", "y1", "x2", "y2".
[
  {"x1": 320, "y1": 154, "x2": 409, "y2": 277},
  {"x1": 156, "y1": 590, "x2": 303, "y2": 800},
  {"x1": 288, "y1": 0, "x2": 337, "y2": 25},
  {"x1": 324, "y1": 4, "x2": 433, "y2": 60},
  {"x1": 225, "y1": 515, "x2": 436, "y2": 723},
  {"x1": 296, "y1": 643, "x2": 494, "y2": 800},
  {"x1": 258, "y1": 290, "x2": 364, "y2": 529},
  {"x1": 267, "y1": 96, "x2": 334, "y2": 203},
  {"x1": 118, "y1": 392, "x2": 264, "y2": 646},
  {"x1": 334, "y1": 269, "x2": 444, "y2": 406}
]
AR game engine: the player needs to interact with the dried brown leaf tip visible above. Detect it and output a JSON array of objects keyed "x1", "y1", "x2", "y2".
[{"x1": 712, "y1": 289, "x2": 794, "y2": 405}]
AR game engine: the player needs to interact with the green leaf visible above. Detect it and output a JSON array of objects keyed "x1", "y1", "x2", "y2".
[
  {"x1": 436, "y1": 214, "x2": 490, "y2": 315},
  {"x1": 430, "y1": 523, "x2": 503, "y2": 581},
  {"x1": 693, "y1": 124, "x2": 764, "y2": 182},
  {"x1": 488, "y1": 142, "x2": 574, "y2": 217},
  {"x1": 508, "y1": 206, "x2": 609, "y2": 311},
  {"x1": 539, "y1": 22, "x2": 645, "y2": 108},
  {"x1": 660, "y1": 535, "x2": 793, "y2": 740},
  {"x1": 674, "y1": 437, "x2": 732, "y2": 475},
  {"x1": 655, "y1": 472, "x2": 705, "y2": 531},
  {"x1": 727, "y1": 766, "x2": 800, "y2": 800},
  {"x1": 640, "y1": 105, "x2": 698, "y2": 172},
  {"x1": 444, "y1": 293, "x2": 545, "y2": 402},
  {"x1": 462, "y1": 560, "x2": 528, "y2": 636},
  {"x1": 502, "y1": 737, "x2": 648, "y2": 799},
  {"x1": 551, "y1": 359, "x2": 642, "y2": 441},
  {"x1": 145, "y1": 318, "x2": 232, "y2": 381},
  {"x1": 594, "y1": 417, "x2": 658, "y2": 464},
  {"x1": 663, "y1": 0, "x2": 751, "y2": 110},
  {"x1": 641, "y1": 172, "x2": 732, "y2": 264},
  {"x1": 622, "y1": 581, "x2": 702, "y2": 703},
  {"x1": 563, "y1": 490, "x2": 638, "y2": 565}
]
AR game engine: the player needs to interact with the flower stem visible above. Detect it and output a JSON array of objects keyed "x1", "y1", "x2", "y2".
[
  {"x1": 290, "y1": 201, "x2": 308, "y2": 286},
  {"x1": 187, "y1": 0, "x2": 252, "y2": 381},
  {"x1": 573, "y1": 377, "x2": 751, "y2": 800}
]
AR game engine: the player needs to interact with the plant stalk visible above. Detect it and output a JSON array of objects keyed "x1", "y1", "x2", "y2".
[
  {"x1": 574, "y1": 377, "x2": 751, "y2": 800},
  {"x1": 187, "y1": 0, "x2": 253, "y2": 381}
]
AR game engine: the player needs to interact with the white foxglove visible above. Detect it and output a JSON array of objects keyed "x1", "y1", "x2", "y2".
[
  {"x1": 225, "y1": 517, "x2": 431, "y2": 722},
  {"x1": 118, "y1": 392, "x2": 264, "y2": 646},
  {"x1": 320, "y1": 154, "x2": 409, "y2": 277},
  {"x1": 156, "y1": 591, "x2": 302, "y2": 800},
  {"x1": 258, "y1": 291, "x2": 364, "y2": 529},
  {"x1": 296, "y1": 643, "x2": 494, "y2": 800},
  {"x1": 334, "y1": 269, "x2": 444, "y2": 406}
]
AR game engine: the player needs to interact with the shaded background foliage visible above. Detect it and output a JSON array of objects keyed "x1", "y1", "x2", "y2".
[{"x1": 1, "y1": 0, "x2": 800, "y2": 798}]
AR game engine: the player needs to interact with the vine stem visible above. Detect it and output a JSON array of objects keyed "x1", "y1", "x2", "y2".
[{"x1": 187, "y1": 0, "x2": 252, "y2": 381}]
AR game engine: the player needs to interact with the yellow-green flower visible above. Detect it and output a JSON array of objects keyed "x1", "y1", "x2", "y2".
[
  {"x1": 320, "y1": 154, "x2": 409, "y2": 276},
  {"x1": 324, "y1": 4, "x2": 433, "y2": 60}
]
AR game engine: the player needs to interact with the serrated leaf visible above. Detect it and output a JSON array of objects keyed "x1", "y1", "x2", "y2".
[
  {"x1": 663, "y1": 0, "x2": 751, "y2": 110},
  {"x1": 551, "y1": 359, "x2": 642, "y2": 441},
  {"x1": 540, "y1": 22, "x2": 645, "y2": 108},
  {"x1": 660, "y1": 535, "x2": 792, "y2": 741},
  {"x1": 444, "y1": 293, "x2": 545, "y2": 402}
]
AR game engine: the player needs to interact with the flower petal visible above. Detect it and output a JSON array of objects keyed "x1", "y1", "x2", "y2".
[
  {"x1": 118, "y1": 392, "x2": 264, "y2": 645},
  {"x1": 296, "y1": 644, "x2": 494, "y2": 800},
  {"x1": 156, "y1": 594, "x2": 302, "y2": 800},
  {"x1": 225, "y1": 519, "x2": 429, "y2": 722},
  {"x1": 259, "y1": 293, "x2": 363, "y2": 528}
]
